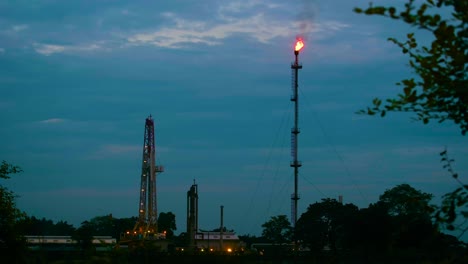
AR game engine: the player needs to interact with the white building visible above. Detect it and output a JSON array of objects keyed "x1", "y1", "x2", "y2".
[{"x1": 194, "y1": 231, "x2": 245, "y2": 252}]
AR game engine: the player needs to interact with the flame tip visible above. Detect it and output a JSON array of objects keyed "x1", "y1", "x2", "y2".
[{"x1": 294, "y1": 39, "x2": 304, "y2": 52}]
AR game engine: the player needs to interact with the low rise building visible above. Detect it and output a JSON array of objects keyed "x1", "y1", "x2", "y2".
[{"x1": 194, "y1": 231, "x2": 245, "y2": 253}]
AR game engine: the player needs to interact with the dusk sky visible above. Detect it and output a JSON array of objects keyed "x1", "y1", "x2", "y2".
[{"x1": 1, "y1": 0, "x2": 467, "y2": 239}]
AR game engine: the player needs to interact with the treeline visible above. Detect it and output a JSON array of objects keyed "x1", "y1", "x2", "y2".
[
  {"x1": 17, "y1": 217, "x2": 76, "y2": 236},
  {"x1": 16, "y1": 213, "x2": 176, "y2": 241},
  {"x1": 251, "y1": 184, "x2": 468, "y2": 263},
  {"x1": 2, "y1": 159, "x2": 468, "y2": 263}
]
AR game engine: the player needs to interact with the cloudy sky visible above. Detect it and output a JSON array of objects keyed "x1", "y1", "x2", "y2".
[{"x1": 1, "y1": 0, "x2": 467, "y2": 238}]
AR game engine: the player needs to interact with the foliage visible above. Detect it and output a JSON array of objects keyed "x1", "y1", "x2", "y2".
[
  {"x1": 18, "y1": 216, "x2": 76, "y2": 235},
  {"x1": 81, "y1": 215, "x2": 137, "y2": 241},
  {"x1": 238, "y1": 234, "x2": 268, "y2": 249},
  {"x1": 379, "y1": 183, "x2": 435, "y2": 217},
  {"x1": 208, "y1": 227, "x2": 234, "y2": 233},
  {"x1": 354, "y1": 0, "x2": 468, "y2": 135},
  {"x1": 261, "y1": 215, "x2": 292, "y2": 245},
  {"x1": 0, "y1": 160, "x2": 22, "y2": 179},
  {"x1": 296, "y1": 198, "x2": 359, "y2": 253},
  {"x1": 378, "y1": 184, "x2": 438, "y2": 250},
  {"x1": 435, "y1": 149, "x2": 468, "y2": 237},
  {"x1": 73, "y1": 220, "x2": 96, "y2": 255},
  {"x1": 354, "y1": 0, "x2": 468, "y2": 253},
  {"x1": 348, "y1": 202, "x2": 394, "y2": 254},
  {"x1": 293, "y1": 184, "x2": 468, "y2": 261},
  {"x1": 0, "y1": 161, "x2": 27, "y2": 262},
  {"x1": 157, "y1": 212, "x2": 177, "y2": 239},
  {"x1": 0, "y1": 186, "x2": 26, "y2": 241},
  {"x1": 114, "y1": 216, "x2": 138, "y2": 240},
  {"x1": 87, "y1": 214, "x2": 115, "y2": 236},
  {"x1": 0, "y1": 161, "x2": 26, "y2": 239}
]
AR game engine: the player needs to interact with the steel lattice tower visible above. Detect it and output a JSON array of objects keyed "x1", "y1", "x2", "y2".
[
  {"x1": 134, "y1": 115, "x2": 164, "y2": 237},
  {"x1": 290, "y1": 39, "x2": 304, "y2": 229}
]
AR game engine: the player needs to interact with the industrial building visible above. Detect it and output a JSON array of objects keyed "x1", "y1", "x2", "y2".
[
  {"x1": 25, "y1": 235, "x2": 116, "y2": 251},
  {"x1": 194, "y1": 231, "x2": 243, "y2": 252}
]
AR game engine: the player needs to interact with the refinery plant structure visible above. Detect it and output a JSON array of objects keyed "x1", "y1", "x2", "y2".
[{"x1": 120, "y1": 38, "x2": 305, "y2": 251}]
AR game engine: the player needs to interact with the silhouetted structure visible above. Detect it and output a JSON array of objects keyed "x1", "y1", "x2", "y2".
[
  {"x1": 133, "y1": 115, "x2": 164, "y2": 238},
  {"x1": 290, "y1": 38, "x2": 304, "y2": 229},
  {"x1": 187, "y1": 181, "x2": 198, "y2": 249}
]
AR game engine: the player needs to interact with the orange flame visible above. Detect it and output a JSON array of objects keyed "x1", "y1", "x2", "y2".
[{"x1": 295, "y1": 39, "x2": 304, "y2": 52}]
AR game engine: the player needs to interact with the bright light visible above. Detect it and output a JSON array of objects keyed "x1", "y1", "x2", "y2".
[
  {"x1": 227, "y1": 248, "x2": 232, "y2": 253},
  {"x1": 295, "y1": 38, "x2": 304, "y2": 52}
]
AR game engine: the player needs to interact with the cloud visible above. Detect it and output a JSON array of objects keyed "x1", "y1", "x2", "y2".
[
  {"x1": 26, "y1": 188, "x2": 135, "y2": 198},
  {"x1": 126, "y1": 9, "x2": 349, "y2": 49},
  {"x1": 0, "y1": 101, "x2": 13, "y2": 109},
  {"x1": 17, "y1": 2, "x2": 350, "y2": 55},
  {"x1": 33, "y1": 43, "x2": 66, "y2": 56},
  {"x1": 218, "y1": 0, "x2": 280, "y2": 14},
  {"x1": 12, "y1": 24, "x2": 28, "y2": 32},
  {"x1": 390, "y1": 145, "x2": 447, "y2": 157},
  {"x1": 175, "y1": 111, "x2": 233, "y2": 120},
  {"x1": 309, "y1": 101, "x2": 354, "y2": 112},
  {"x1": 86, "y1": 143, "x2": 169, "y2": 161},
  {"x1": 102, "y1": 144, "x2": 140, "y2": 155},
  {"x1": 38, "y1": 118, "x2": 67, "y2": 124},
  {"x1": 86, "y1": 144, "x2": 141, "y2": 160},
  {"x1": 33, "y1": 42, "x2": 103, "y2": 56}
]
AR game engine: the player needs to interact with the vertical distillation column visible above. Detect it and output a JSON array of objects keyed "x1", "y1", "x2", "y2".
[
  {"x1": 187, "y1": 182, "x2": 198, "y2": 249},
  {"x1": 137, "y1": 115, "x2": 164, "y2": 236},
  {"x1": 290, "y1": 39, "x2": 303, "y2": 230}
]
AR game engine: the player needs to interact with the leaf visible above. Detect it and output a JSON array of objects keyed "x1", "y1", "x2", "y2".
[
  {"x1": 404, "y1": 86, "x2": 411, "y2": 96},
  {"x1": 353, "y1": 8, "x2": 363, "y2": 13},
  {"x1": 372, "y1": 7, "x2": 387, "y2": 15},
  {"x1": 372, "y1": 98, "x2": 382, "y2": 107}
]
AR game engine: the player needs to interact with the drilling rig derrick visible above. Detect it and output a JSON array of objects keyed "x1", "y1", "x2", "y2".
[{"x1": 133, "y1": 115, "x2": 164, "y2": 239}]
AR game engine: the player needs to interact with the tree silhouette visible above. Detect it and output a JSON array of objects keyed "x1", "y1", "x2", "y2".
[
  {"x1": 0, "y1": 161, "x2": 27, "y2": 262},
  {"x1": 261, "y1": 215, "x2": 292, "y2": 245},
  {"x1": 355, "y1": 0, "x2": 468, "y2": 135}
]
